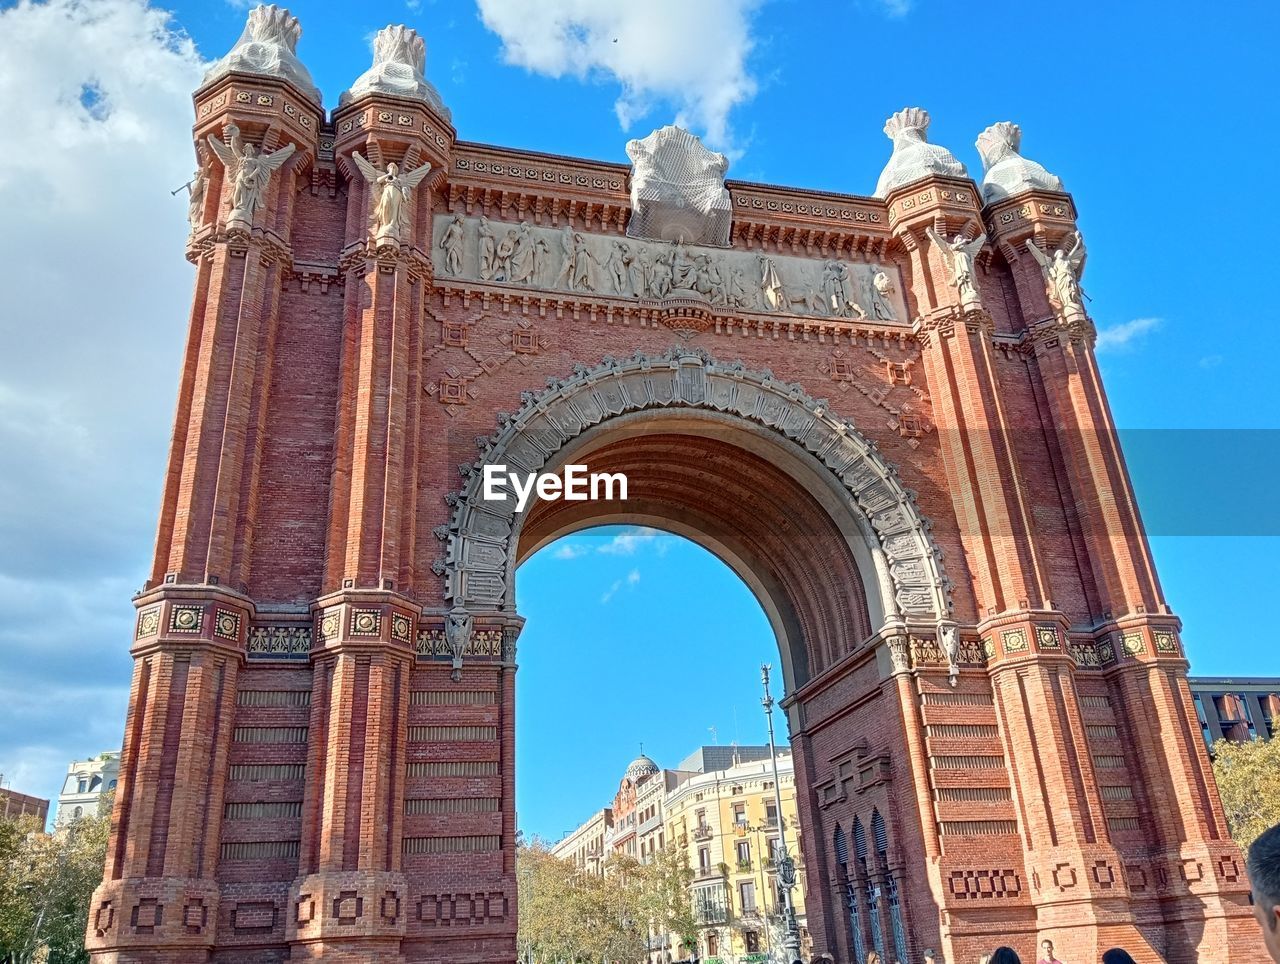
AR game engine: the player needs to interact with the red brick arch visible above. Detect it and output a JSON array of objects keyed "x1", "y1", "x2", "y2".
[{"x1": 443, "y1": 348, "x2": 955, "y2": 683}]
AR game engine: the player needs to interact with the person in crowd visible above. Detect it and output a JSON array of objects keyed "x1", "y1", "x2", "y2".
[
  {"x1": 1249, "y1": 821, "x2": 1280, "y2": 962},
  {"x1": 989, "y1": 949, "x2": 1022, "y2": 964},
  {"x1": 1101, "y1": 950, "x2": 1137, "y2": 964},
  {"x1": 1038, "y1": 939, "x2": 1064, "y2": 964}
]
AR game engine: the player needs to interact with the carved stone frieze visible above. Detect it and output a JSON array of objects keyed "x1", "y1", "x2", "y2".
[
  {"x1": 431, "y1": 214, "x2": 907, "y2": 322},
  {"x1": 441, "y1": 348, "x2": 951, "y2": 621}
]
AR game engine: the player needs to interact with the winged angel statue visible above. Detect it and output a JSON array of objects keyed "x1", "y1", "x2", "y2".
[
  {"x1": 925, "y1": 226, "x2": 987, "y2": 311},
  {"x1": 206, "y1": 124, "x2": 296, "y2": 228},
  {"x1": 1025, "y1": 230, "x2": 1087, "y2": 318},
  {"x1": 352, "y1": 153, "x2": 432, "y2": 244}
]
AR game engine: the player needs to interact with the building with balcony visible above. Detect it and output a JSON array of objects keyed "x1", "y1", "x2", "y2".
[
  {"x1": 664, "y1": 749, "x2": 809, "y2": 963},
  {"x1": 550, "y1": 806, "x2": 613, "y2": 875},
  {"x1": 1189, "y1": 677, "x2": 1280, "y2": 747},
  {"x1": 55, "y1": 752, "x2": 119, "y2": 826}
]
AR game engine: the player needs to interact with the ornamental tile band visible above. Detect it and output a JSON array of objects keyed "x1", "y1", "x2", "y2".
[{"x1": 246, "y1": 626, "x2": 312, "y2": 660}]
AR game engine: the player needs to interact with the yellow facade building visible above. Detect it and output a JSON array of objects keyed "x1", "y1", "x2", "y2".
[{"x1": 663, "y1": 748, "x2": 809, "y2": 963}]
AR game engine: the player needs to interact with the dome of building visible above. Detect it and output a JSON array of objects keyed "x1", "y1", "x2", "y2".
[{"x1": 624, "y1": 754, "x2": 659, "y2": 781}]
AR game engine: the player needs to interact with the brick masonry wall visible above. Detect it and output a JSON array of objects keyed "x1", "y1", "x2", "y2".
[{"x1": 86, "y1": 70, "x2": 1266, "y2": 964}]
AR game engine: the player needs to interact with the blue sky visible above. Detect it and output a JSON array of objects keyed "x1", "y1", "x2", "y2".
[{"x1": 0, "y1": 0, "x2": 1277, "y2": 833}]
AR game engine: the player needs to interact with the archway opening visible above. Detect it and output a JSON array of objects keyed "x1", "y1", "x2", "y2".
[{"x1": 504, "y1": 414, "x2": 881, "y2": 964}]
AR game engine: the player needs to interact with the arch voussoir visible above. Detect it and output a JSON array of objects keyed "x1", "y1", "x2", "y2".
[{"x1": 440, "y1": 346, "x2": 952, "y2": 643}]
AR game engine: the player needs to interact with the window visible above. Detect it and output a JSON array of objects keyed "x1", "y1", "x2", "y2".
[
  {"x1": 765, "y1": 801, "x2": 778, "y2": 826},
  {"x1": 736, "y1": 840, "x2": 751, "y2": 870},
  {"x1": 698, "y1": 847, "x2": 711, "y2": 872},
  {"x1": 745, "y1": 930, "x2": 760, "y2": 952},
  {"x1": 707, "y1": 933, "x2": 719, "y2": 956},
  {"x1": 739, "y1": 880, "x2": 757, "y2": 913},
  {"x1": 73, "y1": 806, "x2": 83, "y2": 819},
  {"x1": 732, "y1": 802, "x2": 746, "y2": 826},
  {"x1": 77, "y1": 779, "x2": 88, "y2": 794},
  {"x1": 767, "y1": 837, "x2": 780, "y2": 865}
]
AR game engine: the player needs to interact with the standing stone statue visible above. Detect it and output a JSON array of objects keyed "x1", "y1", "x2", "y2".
[
  {"x1": 1025, "y1": 230, "x2": 1087, "y2": 318},
  {"x1": 186, "y1": 165, "x2": 209, "y2": 234},
  {"x1": 606, "y1": 241, "x2": 632, "y2": 295},
  {"x1": 552, "y1": 227, "x2": 592, "y2": 291},
  {"x1": 649, "y1": 249, "x2": 673, "y2": 298},
  {"x1": 821, "y1": 261, "x2": 863, "y2": 318},
  {"x1": 509, "y1": 222, "x2": 537, "y2": 284},
  {"x1": 867, "y1": 264, "x2": 898, "y2": 321},
  {"x1": 531, "y1": 236, "x2": 551, "y2": 286},
  {"x1": 206, "y1": 123, "x2": 296, "y2": 228},
  {"x1": 439, "y1": 214, "x2": 464, "y2": 275},
  {"x1": 925, "y1": 226, "x2": 987, "y2": 310},
  {"x1": 494, "y1": 228, "x2": 517, "y2": 281},
  {"x1": 478, "y1": 216, "x2": 497, "y2": 281},
  {"x1": 352, "y1": 152, "x2": 432, "y2": 244}
]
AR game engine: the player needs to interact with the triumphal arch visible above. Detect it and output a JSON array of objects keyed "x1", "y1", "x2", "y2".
[{"x1": 87, "y1": 7, "x2": 1260, "y2": 963}]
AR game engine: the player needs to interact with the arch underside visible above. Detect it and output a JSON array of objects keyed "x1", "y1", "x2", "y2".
[{"x1": 440, "y1": 348, "x2": 952, "y2": 689}]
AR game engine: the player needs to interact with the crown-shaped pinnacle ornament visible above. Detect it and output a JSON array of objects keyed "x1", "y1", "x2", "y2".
[
  {"x1": 975, "y1": 121, "x2": 1063, "y2": 204},
  {"x1": 883, "y1": 106, "x2": 933, "y2": 143},
  {"x1": 340, "y1": 22, "x2": 451, "y2": 119},
  {"x1": 874, "y1": 107, "x2": 967, "y2": 198},
  {"x1": 201, "y1": 4, "x2": 320, "y2": 104}
]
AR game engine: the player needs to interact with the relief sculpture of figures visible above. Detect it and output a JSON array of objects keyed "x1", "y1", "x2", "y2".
[
  {"x1": 1026, "y1": 230, "x2": 1087, "y2": 319},
  {"x1": 759, "y1": 256, "x2": 818, "y2": 314},
  {"x1": 186, "y1": 165, "x2": 209, "y2": 234},
  {"x1": 509, "y1": 222, "x2": 537, "y2": 285},
  {"x1": 351, "y1": 152, "x2": 432, "y2": 244},
  {"x1": 552, "y1": 226, "x2": 593, "y2": 292},
  {"x1": 925, "y1": 226, "x2": 987, "y2": 310},
  {"x1": 478, "y1": 216, "x2": 496, "y2": 281},
  {"x1": 670, "y1": 241, "x2": 698, "y2": 291},
  {"x1": 439, "y1": 214, "x2": 464, "y2": 275},
  {"x1": 206, "y1": 123, "x2": 296, "y2": 229},
  {"x1": 531, "y1": 236, "x2": 550, "y2": 286},
  {"x1": 494, "y1": 228, "x2": 517, "y2": 281},
  {"x1": 605, "y1": 241, "x2": 634, "y2": 296},
  {"x1": 820, "y1": 261, "x2": 865, "y2": 318},
  {"x1": 867, "y1": 263, "x2": 898, "y2": 321}
]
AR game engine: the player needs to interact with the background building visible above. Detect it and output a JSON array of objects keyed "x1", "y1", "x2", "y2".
[
  {"x1": 55, "y1": 752, "x2": 118, "y2": 826},
  {"x1": 549, "y1": 807, "x2": 613, "y2": 875},
  {"x1": 1190, "y1": 677, "x2": 1280, "y2": 746},
  {"x1": 665, "y1": 748, "x2": 808, "y2": 963},
  {"x1": 0, "y1": 782, "x2": 50, "y2": 825}
]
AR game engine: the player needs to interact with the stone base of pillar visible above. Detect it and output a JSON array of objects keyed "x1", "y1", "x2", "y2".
[
  {"x1": 85, "y1": 877, "x2": 219, "y2": 962},
  {"x1": 287, "y1": 870, "x2": 409, "y2": 950}
]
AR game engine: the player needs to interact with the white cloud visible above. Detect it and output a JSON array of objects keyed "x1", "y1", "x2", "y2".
[
  {"x1": 877, "y1": 0, "x2": 912, "y2": 16},
  {"x1": 597, "y1": 526, "x2": 666, "y2": 555},
  {"x1": 474, "y1": 0, "x2": 762, "y2": 150},
  {"x1": 600, "y1": 568, "x2": 640, "y2": 604},
  {"x1": 1095, "y1": 316, "x2": 1162, "y2": 352},
  {"x1": 0, "y1": 0, "x2": 206, "y2": 811},
  {"x1": 551, "y1": 543, "x2": 590, "y2": 560}
]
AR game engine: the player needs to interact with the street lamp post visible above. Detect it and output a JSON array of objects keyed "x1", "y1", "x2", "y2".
[{"x1": 760, "y1": 664, "x2": 803, "y2": 964}]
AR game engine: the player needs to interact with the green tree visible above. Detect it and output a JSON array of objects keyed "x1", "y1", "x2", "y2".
[
  {"x1": 0, "y1": 795, "x2": 111, "y2": 964},
  {"x1": 1212, "y1": 737, "x2": 1280, "y2": 850}
]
